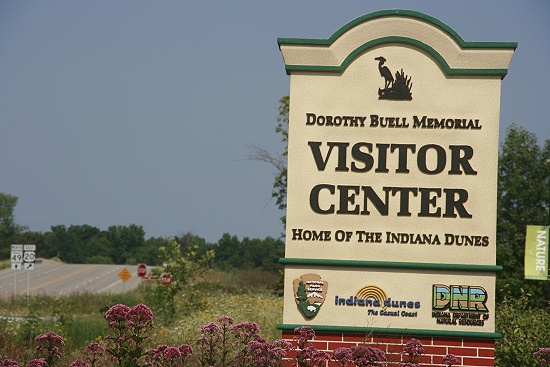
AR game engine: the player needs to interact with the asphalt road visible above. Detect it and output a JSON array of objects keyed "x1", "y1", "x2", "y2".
[{"x1": 0, "y1": 261, "x2": 145, "y2": 298}]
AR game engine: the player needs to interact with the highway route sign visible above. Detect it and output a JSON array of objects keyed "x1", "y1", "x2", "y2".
[{"x1": 11, "y1": 250, "x2": 23, "y2": 263}]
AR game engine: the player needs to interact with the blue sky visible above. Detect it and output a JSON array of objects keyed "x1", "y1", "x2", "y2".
[{"x1": 1, "y1": 1, "x2": 548, "y2": 243}]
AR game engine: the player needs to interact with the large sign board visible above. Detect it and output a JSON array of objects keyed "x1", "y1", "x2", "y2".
[{"x1": 278, "y1": 10, "x2": 515, "y2": 336}]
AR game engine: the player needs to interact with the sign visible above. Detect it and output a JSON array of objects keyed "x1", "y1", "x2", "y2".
[
  {"x1": 525, "y1": 225, "x2": 549, "y2": 280},
  {"x1": 137, "y1": 264, "x2": 147, "y2": 277},
  {"x1": 161, "y1": 274, "x2": 172, "y2": 285},
  {"x1": 118, "y1": 268, "x2": 132, "y2": 283},
  {"x1": 11, "y1": 250, "x2": 23, "y2": 264},
  {"x1": 278, "y1": 10, "x2": 515, "y2": 335}
]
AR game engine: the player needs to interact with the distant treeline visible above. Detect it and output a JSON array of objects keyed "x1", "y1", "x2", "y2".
[{"x1": 0, "y1": 224, "x2": 284, "y2": 272}]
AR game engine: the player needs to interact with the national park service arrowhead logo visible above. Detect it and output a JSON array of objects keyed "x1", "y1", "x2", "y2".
[{"x1": 293, "y1": 274, "x2": 328, "y2": 318}]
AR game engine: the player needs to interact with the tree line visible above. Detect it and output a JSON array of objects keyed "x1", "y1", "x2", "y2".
[{"x1": 0, "y1": 209, "x2": 284, "y2": 273}]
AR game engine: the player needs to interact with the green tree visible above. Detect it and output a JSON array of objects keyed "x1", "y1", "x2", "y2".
[
  {"x1": 105, "y1": 224, "x2": 146, "y2": 264},
  {"x1": 0, "y1": 193, "x2": 28, "y2": 258},
  {"x1": 497, "y1": 123, "x2": 550, "y2": 305},
  {"x1": 495, "y1": 289, "x2": 550, "y2": 366},
  {"x1": 247, "y1": 96, "x2": 289, "y2": 229},
  {"x1": 144, "y1": 237, "x2": 214, "y2": 324}
]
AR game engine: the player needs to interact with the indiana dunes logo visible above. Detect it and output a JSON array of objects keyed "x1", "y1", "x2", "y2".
[
  {"x1": 357, "y1": 285, "x2": 388, "y2": 305},
  {"x1": 293, "y1": 273, "x2": 328, "y2": 318}
]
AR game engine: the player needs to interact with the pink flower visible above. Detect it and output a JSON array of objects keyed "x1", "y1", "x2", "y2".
[
  {"x1": 217, "y1": 316, "x2": 234, "y2": 327},
  {"x1": 178, "y1": 344, "x2": 193, "y2": 356},
  {"x1": 84, "y1": 342, "x2": 105, "y2": 358},
  {"x1": 231, "y1": 322, "x2": 261, "y2": 344},
  {"x1": 25, "y1": 359, "x2": 46, "y2": 367},
  {"x1": 35, "y1": 333, "x2": 65, "y2": 346},
  {"x1": 105, "y1": 304, "x2": 130, "y2": 323},
  {"x1": 534, "y1": 348, "x2": 550, "y2": 367},
  {"x1": 442, "y1": 354, "x2": 460, "y2": 366},
  {"x1": 1, "y1": 358, "x2": 21, "y2": 367},
  {"x1": 293, "y1": 326, "x2": 316, "y2": 349},
  {"x1": 332, "y1": 347, "x2": 352, "y2": 365},
  {"x1": 402, "y1": 338, "x2": 424, "y2": 357},
  {"x1": 68, "y1": 360, "x2": 90, "y2": 367}
]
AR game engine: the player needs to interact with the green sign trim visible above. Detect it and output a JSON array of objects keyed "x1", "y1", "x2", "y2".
[
  {"x1": 277, "y1": 323, "x2": 502, "y2": 340},
  {"x1": 280, "y1": 258, "x2": 502, "y2": 273},
  {"x1": 278, "y1": 9, "x2": 517, "y2": 49},
  {"x1": 281, "y1": 36, "x2": 509, "y2": 77},
  {"x1": 278, "y1": 9, "x2": 517, "y2": 77}
]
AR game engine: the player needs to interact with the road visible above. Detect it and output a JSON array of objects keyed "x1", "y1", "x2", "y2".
[{"x1": 0, "y1": 261, "x2": 145, "y2": 297}]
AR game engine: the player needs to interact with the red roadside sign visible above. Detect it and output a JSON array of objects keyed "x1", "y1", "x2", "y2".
[
  {"x1": 161, "y1": 274, "x2": 172, "y2": 285},
  {"x1": 137, "y1": 264, "x2": 147, "y2": 277}
]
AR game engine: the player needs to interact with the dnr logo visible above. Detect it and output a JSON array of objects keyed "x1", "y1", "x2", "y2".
[
  {"x1": 293, "y1": 274, "x2": 328, "y2": 318},
  {"x1": 432, "y1": 284, "x2": 488, "y2": 312}
]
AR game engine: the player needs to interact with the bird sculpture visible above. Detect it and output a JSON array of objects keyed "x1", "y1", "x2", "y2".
[{"x1": 375, "y1": 56, "x2": 393, "y2": 91}]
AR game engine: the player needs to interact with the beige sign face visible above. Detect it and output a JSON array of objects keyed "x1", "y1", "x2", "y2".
[
  {"x1": 279, "y1": 10, "x2": 515, "y2": 334},
  {"x1": 280, "y1": 12, "x2": 515, "y2": 267}
]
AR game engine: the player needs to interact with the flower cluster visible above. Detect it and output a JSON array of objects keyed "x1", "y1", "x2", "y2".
[
  {"x1": 332, "y1": 345, "x2": 386, "y2": 367},
  {"x1": 399, "y1": 338, "x2": 424, "y2": 367},
  {"x1": 83, "y1": 342, "x2": 106, "y2": 367},
  {"x1": 104, "y1": 304, "x2": 154, "y2": 367},
  {"x1": 145, "y1": 344, "x2": 193, "y2": 367},
  {"x1": 293, "y1": 327, "x2": 330, "y2": 367},
  {"x1": 34, "y1": 332, "x2": 65, "y2": 367},
  {"x1": 535, "y1": 348, "x2": 550, "y2": 367},
  {"x1": 442, "y1": 353, "x2": 461, "y2": 367},
  {"x1": 68, "y1": 360, "x2": 90, "y2": 367},
  {"x1": 0, "y1": 355, "x2": 21, "y2": 367},
  {"x1": 5, "y1": 302, "x2": 548, "y2": 367}
]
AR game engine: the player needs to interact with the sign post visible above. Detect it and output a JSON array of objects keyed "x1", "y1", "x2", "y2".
[
  {"x1": 119, "y1": 268, "x2": 132, "y2": 292},
  {"x1": 10, "y1": 244, "x2": 23, "y2": 294},
  {"x1": 24, "y1": 244, "x2": 36, "y2": 296},
  {"x1": 277, "y1": 9, "x2": 516, "y2": 365}
]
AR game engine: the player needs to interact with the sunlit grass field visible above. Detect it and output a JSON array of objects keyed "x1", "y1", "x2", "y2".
[{"x1": 0, "y1": 268, "x2": 283, "y2": 364}]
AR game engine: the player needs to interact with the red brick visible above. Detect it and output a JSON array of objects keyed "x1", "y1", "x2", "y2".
[
  {"x1": 328, "y1": 342, "x2": 357, "y2": 350},
  {"x1": 478, "y1": 348, "x2": 495, "y2": 358},
  {"x1": 416, "y1": 355, "x2": 431, "y2": 364},
  {"x1": 423, "y1": 345, "x2": 448, "y2": 355},
  {"x1": 282, "y1": 331, "x2": 295, "y2": 339},
  {"x1": 463, "y1": 339, "x2": 495, "y2": 349},
  {"x1": 372, "y1": 334, "x2": 403, "y2": 345},
  {"x1": 285, "y1": 350, "x2": 297, "y2": 359},
  {"x1": 314, "y1": 333, "x2": 344, "y2": 341},
  {"x1": 463, "y1": 357, "x2": 494, "y2": 366},
  {"x1": 343, "y1": 333, "x2": 372, "y2": 343},
  {"x1": 433, "y1": 337, "x2": 463, "y2": 347},
  {"x1": 413, "y1": 336, "x2": 433, "y2": 346},
  {"x1": 449, "y1": 347, "x2": 478, "y2": 356},
  {"x1": 310, "y1": 341, "x2": 328, "y2": 350}
]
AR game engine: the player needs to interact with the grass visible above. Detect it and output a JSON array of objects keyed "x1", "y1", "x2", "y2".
[{"x1": 0, "y1": 268, "x2": 283, "y2": 364}]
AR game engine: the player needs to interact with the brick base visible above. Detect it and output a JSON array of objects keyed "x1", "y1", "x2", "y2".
[{"x1": 281, "y1": 331, "x2": 495, "y2": 367}]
